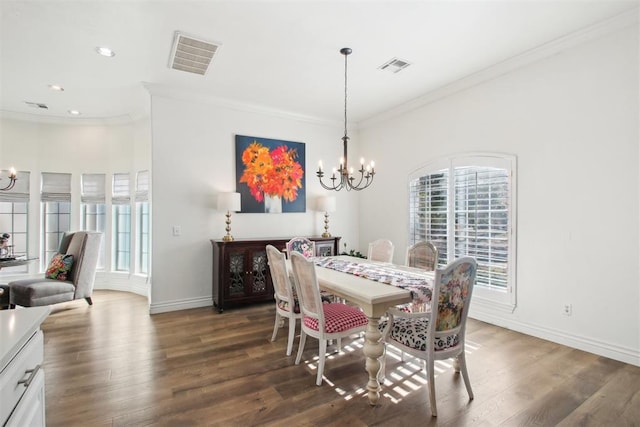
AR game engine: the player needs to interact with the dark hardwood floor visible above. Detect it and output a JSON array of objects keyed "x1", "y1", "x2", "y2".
[{"x1": 40, "y1": 291, "x2": 640, "y2": 426}]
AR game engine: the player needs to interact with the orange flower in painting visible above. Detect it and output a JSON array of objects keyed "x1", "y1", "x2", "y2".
[{"x1": 239, "y1": 141, "x2": 303, "y2": 203}]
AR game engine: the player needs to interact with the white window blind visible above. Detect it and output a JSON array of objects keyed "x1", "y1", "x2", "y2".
[
  {"x1": 453, "y1": 166, "x2": 510, "y2": 290},
  {"x1": 408, "y1": 169, "x2": 448, "y2": 266},
  {"x1": 135, "y1": 170, "x2": 149, "y2": 202},
  {"x1": 0, "y1": 170, "x2": 30, "y2": 202},
  {"x1": 81, "y1": 173, "x2": 106, "y2": 204},
  {"x1": 408, "y1": 154, "x2": 516, "y2": 304},
  {"x1": 112, "y1": 173, "x2": 131, "y2": 205},
  {"x1": 41, "y1": 172, "x2": 71, "y2": 202}
]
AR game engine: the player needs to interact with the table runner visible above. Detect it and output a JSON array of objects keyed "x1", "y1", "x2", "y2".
[{"x1": 314, "y1": 257, "x2": 433, "y2": 306}]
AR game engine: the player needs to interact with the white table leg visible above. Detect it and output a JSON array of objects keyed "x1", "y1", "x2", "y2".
[{"x1": 363, "y1": 316, "x2": 384, "y2": 406}]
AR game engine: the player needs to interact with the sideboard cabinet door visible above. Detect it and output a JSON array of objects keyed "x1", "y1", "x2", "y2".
[{"x1": 211, "y1": 236, "x2": 341, "y2": 313}]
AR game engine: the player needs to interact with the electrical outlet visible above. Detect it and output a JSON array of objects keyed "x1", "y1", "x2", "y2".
[
  {"x1": 172, "y1": 225, "x2": 181, "y2": 236},
  {"x1": 563, "y1": 303, "x2": 572, "y2": 316}
]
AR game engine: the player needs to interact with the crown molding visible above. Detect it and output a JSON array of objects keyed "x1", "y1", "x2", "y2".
[
  {"x1": 143, "y1": 82, "x2": 343, "y2": 128},
  {"x1": 0, "y1": 109, "x2": 148, "y2": 126},
  {"x1": 360, "y1": 7, "x2": 639, "y2": 129}
]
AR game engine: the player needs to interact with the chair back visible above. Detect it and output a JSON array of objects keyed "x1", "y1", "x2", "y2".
[
  {"x1": 368, "y1": 239, "x2": 394, "y2": 263},
  {"x1": 430, "y1": 257, "x2": 477, "y2": 353},
  {"x1": 287, "y1": 237, "x2": 316, "y2": 258},
  {"x1": 64, "y1": 231, "x2": 103, "y2": 298},
  {"x1": 290, "y1": 252, "x2": 324, "y2": 327},
  {"x1": 406, "y1": 241, "x2": 438, "y2": 271},
  {"x1": 266, "y1": 245, "x2": 296, "y2": 306}
]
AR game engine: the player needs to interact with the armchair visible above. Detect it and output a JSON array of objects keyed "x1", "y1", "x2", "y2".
[{"x1": 9, "y1": 231, "x2": 102, "y2": 308}]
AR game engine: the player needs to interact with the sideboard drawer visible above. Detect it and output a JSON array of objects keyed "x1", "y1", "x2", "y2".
[{"x1": 0, "y1": 330, "x2": 44, "y2": 425}]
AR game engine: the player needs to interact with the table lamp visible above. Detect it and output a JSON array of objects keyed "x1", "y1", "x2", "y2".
[
  {"x1": 218, "y1": 192, "x2": 241, "y2": 241},
  {"x1": 316, "y1": 196, "x2": 336, "y2": 238}
]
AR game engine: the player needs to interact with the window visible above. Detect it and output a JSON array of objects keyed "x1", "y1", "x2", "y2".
[
  {"x1": 135, "y1": 170, "x2": 150, "y2": 275},
  {"x1": 81, "y1": 173, "x2": 106, "y2": 269},
  {"x1": 409, "y1": 154, "x2": 516, "y2": 309},
  {"x1": 0, "y1": 171, "x2": 30, "y2": 274},
  {"x1": 41, "y1": 172, "x2": 71, "y2": 268},
  {"x1": 112, "y1": 173, "x2": 131, "y2": 272}
]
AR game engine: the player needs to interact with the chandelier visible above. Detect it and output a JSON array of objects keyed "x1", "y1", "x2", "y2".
[
  {"x1": 0, "y1": 168, "x2": 17, "y2": 191},
  {"x1": 316, "y1": 48, "x2": 375, "y2": 191}
]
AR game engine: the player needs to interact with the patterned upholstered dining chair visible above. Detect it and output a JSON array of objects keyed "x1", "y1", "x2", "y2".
[
  {"x1": 379, "y1": 256, "x2": 477, "y2": 417},
  {"x1": 406, "y1": 240, "x2": 439, "y2": 271},
  {"x1": 286, "y1": 237, "x2": 316, "y2": 258},
  {"x1": 368, "y1": 239, "x2": 394, "y2": 263},
  {"x1": 266, "y1": 245, "x2": 302, "y2": 356},
  {"x1": 290, "y1": 252, "x2": 368, "y2": 386}
]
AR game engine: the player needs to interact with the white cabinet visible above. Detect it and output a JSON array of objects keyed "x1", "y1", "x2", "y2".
[{"x1": 0, "y1": 307, "x2": 50, "y2": 427}]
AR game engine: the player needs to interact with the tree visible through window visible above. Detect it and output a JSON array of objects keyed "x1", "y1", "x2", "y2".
[{"x1": 409, "y1": 154, "x2": 516, "y2": 307}]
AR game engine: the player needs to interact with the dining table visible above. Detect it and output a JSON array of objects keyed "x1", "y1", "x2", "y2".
[{"x1": 295, "y1": 255, "x2": 435, "y2": 406}]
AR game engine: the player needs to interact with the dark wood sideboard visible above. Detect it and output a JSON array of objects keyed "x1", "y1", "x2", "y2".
[{"x1": 211, "y1": 236, "x2": 341, "y2": 313}]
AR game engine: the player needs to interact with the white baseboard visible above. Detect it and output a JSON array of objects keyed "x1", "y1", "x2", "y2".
[
  {"x1": 94, "y1": 272, "x2": 149, "y2": 298},
  {"x1": 470, "y1": 305, "x2": 640, "y2": 367},
  {"x1": 149, "y1": 296, "x2": 213, "y2": 314}
]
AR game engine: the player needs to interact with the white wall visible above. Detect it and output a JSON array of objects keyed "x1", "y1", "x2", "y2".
[
  {"x1": 358, "y1": 24, "x2": 639, "y2": 365},
  {"x1": 148, "y1": 91, "x2": 362, "y2": 313}
]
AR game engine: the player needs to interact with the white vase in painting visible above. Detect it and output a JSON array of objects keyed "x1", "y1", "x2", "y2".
[{"x1": 264, "y1": 194, "x2": 282, "y2": 214}]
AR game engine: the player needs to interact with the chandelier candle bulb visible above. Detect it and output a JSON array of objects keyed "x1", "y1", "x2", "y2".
[{"x1": 1, "y1": 167, "x2": 18, "y2": 191}]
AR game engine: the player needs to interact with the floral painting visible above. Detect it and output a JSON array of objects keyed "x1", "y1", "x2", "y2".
[{"x1": 235, "y1": 135, "x2": 306, "y2": 213}]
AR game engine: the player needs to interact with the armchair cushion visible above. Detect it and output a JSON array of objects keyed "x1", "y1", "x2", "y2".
[
  {"x1": 9, "y1": 278, "x2": 76, "y2": 306},
  {"x1": 45, "y1": 253, "x2": 74, "y2": 281}
]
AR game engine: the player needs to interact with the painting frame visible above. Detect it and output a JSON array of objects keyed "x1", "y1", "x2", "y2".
[{"x1": 235, "y1": 134, "x2": 306, "y2": 213}]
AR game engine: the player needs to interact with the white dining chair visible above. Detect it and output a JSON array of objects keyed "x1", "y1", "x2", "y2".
[
  {"x1": 406, "y1": 240, "x2": 438, "y2": 271},
  {"x1": 368, "y1": 239, "x2": 394, "y2": 263},
  {"x1": 266, "y1": 245, "x2": 302, "y2": 356},
  {"x1": 290, "y1": 252, "x2": 368, "y2": 386}
]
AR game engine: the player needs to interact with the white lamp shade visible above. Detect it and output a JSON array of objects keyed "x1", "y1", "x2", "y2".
[
  {"x1": 316, "y1": 196, "x2": 336, "y2": 213},
  {"x1": 218, "y1": 192, "x2": 241, "y2": 212}
]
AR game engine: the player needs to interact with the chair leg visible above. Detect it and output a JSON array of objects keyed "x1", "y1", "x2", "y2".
[
  {"x1": 9, "y1": 304, "x2": 16, "y2": 309},
  {"x1": 271, "y1": 312, "x2": 281, "y2": 342},
  {"x1": 336, "y1": 337, "x2": 342, "y2": 353},
  {"x1": 295, "y1": 331, "x2": 307, "y2": 365},
  {"x1": 286, "y1": 316, "x2": 296, "y2": 356},
  {"x1": 317, "y1": 339, "x2": 327, "y2": 386},
  {"x1": 85, "y1": 297, "x2": 93, "y2": 305},
  {"x1": 426, "y1": 360, "x2": 438, "y2": 417},
  {"x1": 457, "y1": 353, "x2": 474, "y2": 400}
]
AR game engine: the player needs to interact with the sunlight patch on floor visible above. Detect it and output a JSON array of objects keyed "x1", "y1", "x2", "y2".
[{"x1": 297, "y1": 335, "x2": 479, "y2": 405}]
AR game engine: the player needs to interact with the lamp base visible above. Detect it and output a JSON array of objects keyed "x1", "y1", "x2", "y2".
[
  {"x1": 321, "y1": 232, "x2": 331, "y2": 238},
  {"x1": 222, "y1": 234, "x2": 234, "y2": 242}
]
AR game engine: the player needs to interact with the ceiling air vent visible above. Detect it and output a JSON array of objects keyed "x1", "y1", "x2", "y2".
[
  {"x1": 378, "y1": 57, "x2": 411, "y2": 74},
  {"x1": 25, "y1": 101, "x2": 48, "y2": 109},
  {"x1": 168, "y1": 31, "x2": 220, "y2": 76}
]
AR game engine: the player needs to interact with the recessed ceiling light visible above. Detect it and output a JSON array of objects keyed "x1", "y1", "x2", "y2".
[
  {"x1": 95, "y1": 46, "x2": 115, "y2": 57},
  {"x1": 68, "y1": 110, "x2": 81, "y2": 116},
  {"x1": 48, "y1": 84, "x2": 64, "y2": 91}
]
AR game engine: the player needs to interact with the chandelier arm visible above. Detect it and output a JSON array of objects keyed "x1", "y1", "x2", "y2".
[{"x1": 0, "y1": 177, "x2": 16, "y2": 191}]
